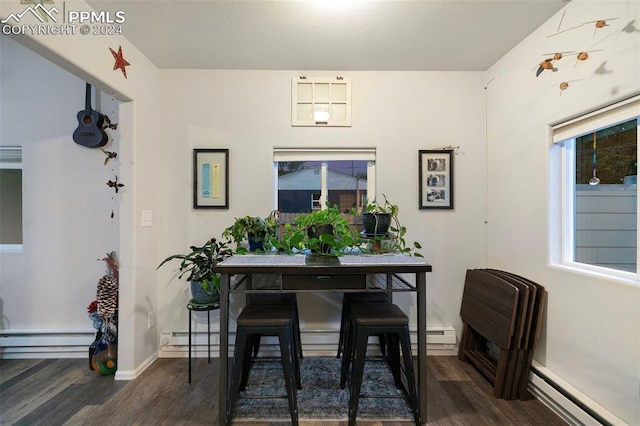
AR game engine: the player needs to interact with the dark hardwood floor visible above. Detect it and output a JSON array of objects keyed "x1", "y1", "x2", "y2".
[{"x1": 1, "y1": 356, "x2": 565, "y2": 425}]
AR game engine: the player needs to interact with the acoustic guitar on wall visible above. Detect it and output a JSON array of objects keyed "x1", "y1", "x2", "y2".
[{"x1": 73, "y1": 83, "x2": 108, "y2": 148}]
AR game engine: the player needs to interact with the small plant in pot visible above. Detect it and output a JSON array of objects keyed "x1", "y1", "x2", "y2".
[
  {"x1": 360, "y1": 194, "x2": 397, "y2": 237},
  {"x1": 222, "y1": 211, "x2": 278, "y2": 253},
  {"x1": 291, "y1": 203, "x2": 362, "y2": 261},
  {"x1": 157, "y1": 237, "x2": 233, "y2": 305},
  {"x1": 353, "y1": 194, "x2": 423, "y2": 257}
]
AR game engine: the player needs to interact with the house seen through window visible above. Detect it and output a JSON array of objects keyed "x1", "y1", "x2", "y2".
[
  {"x1": 277, "y1": 161, "x2": 368, "y2": 213},
  {"x1": 273, "y1": 148, "x2": 375, "y2": 230}
]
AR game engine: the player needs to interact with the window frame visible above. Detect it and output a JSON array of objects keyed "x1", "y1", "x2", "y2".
[
  {"x1": 291, "y1": 77, "x2": 352, "y2": 127},
  {"x1": 550, "y1": 97, "x2": 639, "y2": 284},
  {"x1": 0, "y1": 146, "x2": 23, "y2": 252}
]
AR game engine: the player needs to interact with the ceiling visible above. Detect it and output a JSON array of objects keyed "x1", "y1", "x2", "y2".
[{"x1": 86, "y1": 0, "x2": 568, "y2": 71}]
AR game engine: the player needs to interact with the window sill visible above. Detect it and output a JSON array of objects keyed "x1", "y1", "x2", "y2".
[
  {"x1": 0, "y1": 244, "x2": 23, "y2": 253},
  {"x1": 549, "y1": 262, "x2": 638, "y2": 288}
]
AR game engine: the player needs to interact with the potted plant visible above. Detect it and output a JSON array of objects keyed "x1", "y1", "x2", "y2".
[
  {"x1": 157, "y1": 237, "x2": 233, "y2": 304},
  {"x1": 267, "y1": 222, "x2": 308, "y2": 255},
  {"x1": 360, "y1": 194, "x2": 396, "y2": 236},
  {"x1": 353, "y1": 194, "x2": 423, "y2": 257},
  {"x1": 222, "y1": 211, "x2": 278, "y2": 253},
  {"x1": 271, "y1": 204, "x2": 362, "y2": 260}
]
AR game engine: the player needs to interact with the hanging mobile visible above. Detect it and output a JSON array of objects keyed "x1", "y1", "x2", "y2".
[{"x1": 589, "y1": 132, "x2": 600, "y2": 185}]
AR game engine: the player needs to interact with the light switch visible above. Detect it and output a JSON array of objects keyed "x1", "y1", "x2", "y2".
[{"x1": 141, "y1": 210, "x2": 152, "y2": 227}]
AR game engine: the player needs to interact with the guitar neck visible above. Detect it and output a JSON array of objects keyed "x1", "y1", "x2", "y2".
[{"x1": 85, "y1": 83, "x2": 92, "y2": 112}]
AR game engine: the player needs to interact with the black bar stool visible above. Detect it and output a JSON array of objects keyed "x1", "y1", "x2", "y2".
[
  {"x1": 187, "y1": 300, "x2": 219, "y2": 384},
  {"x1": 336, "y1": 291, "x2": 391, "y2": 358},
  {"x1": 246, "y1": 293, "x2": 303, "y2": 360},
  {"x1": 340, "y1": 303, "x2": 419, "y2": 426},
  {"x1": 227, "y1": 303, "x2": 301, "y2": 426}
]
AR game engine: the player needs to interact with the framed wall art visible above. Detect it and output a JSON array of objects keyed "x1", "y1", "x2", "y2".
[
  {"x1": 193, "y1": 149, "x2": 229, "y2": 209},
  {"x1": 419, "y1": 149, "x2": 454, "y2": 210}
]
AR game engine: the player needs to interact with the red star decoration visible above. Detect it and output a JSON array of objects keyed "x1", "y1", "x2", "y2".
[{"x1": 109, "y1": 45, "x2": 130, "y2": 79}]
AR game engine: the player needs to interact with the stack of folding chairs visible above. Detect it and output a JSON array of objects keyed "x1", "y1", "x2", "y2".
[{"x1": 458, "y1": 269, "x2": 546, "y2": 400}]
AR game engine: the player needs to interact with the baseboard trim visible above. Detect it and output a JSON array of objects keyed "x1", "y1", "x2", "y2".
[
  {"x1": 529, "y1": 362, "x2": 626, "y2": 426},
  {"x1": 115, "y1": 351, "x2": 158, "y2": 381}
]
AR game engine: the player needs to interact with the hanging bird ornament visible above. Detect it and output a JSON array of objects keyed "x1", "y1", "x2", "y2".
[
  {"x1": 536, "y1": 58, "x2": 557, "y2": 77},
  {"x1": 536, "y1": 51, "x2": 573, "y2": 77},
  {"x1": 566, "y1": 49, "x2": 603, "y2": 67},
  {"x1": 583, "y1": 18, "x2": 621, "y2": 36},
  {"x1": 107, "y1": 176, "x2": 124, "y2": 193},
  {"x1": 557, "y1": 79, "x2": 583, "y2": 96},
  {"x1": 101, "y1": 149, "x2": 118, "y2": 165},
  {"x1": 102, "y1": 115, "x2": 118, "y2": 130}
]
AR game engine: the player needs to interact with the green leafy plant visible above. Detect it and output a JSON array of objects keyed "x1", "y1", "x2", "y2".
[
  {"x1": 360, "y1": 193, "x2": 398, "y2": 216},
  {"x1": 267, "y1": 222, "x2": 307, "y2": 254},
  {"x1": 222, "y1": 211, "x2": 278, "y2": 253},
  {"x1": 157, "y1": 237, "x2": 233, "y2": 295},
  {"x1": 268, "y1": 204, "x2": 362, "y2": 255},
  {"x1": 353, "y1": 194, "x2": 423, "y2": 257}
]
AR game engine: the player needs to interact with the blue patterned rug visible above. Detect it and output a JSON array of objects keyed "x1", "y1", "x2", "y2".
[{"x1": 232, "y1": 356, "x2": 413, "y2": 421}]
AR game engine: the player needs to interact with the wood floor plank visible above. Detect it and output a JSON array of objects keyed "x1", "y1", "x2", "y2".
[
  {"x1": 0, "y1": 359, "x2": 46, "y2": 385},
  {"x1": 1, "y1": 356, "x2": 566, "y2": 425},
  {"x1": 1, "y1": 359, "x2": 91, "y2": 424},
  {"x1": 427, "y1": 356, "x2": 472, "y2": 382}
]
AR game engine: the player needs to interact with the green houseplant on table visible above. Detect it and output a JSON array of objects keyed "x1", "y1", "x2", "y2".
[
  {"x1": 157, "y1": 237, "x2": 233, "y2": 305},
  {"x1": 353, "y1": 194, "x2": 423, "y2": 257},
  {"x1": 222, "y1": 211, "x2": 278, "y2": 253},
  {"x1": 268, "y1": 203, "x2": 362, "y2": 261},
  {"x1": 360, "y1": 193, "x2": 396, "y2": 236}
]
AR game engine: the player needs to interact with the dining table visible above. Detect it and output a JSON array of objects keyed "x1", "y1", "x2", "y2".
[{"x1": 214, "y1": 253, "x2": 432, "y2": 424}]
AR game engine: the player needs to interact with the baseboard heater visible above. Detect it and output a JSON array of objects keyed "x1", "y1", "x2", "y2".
[
  {"x1": 160, "y1": 326, "x2": 457, "y2": 356},
  {"x1": 0, "y1": 326, "x2": 457, "y2": 358},
  {"x1": 0, "y1": 329, "x2": 95, "y2": 358},
  {"x1": 529, "y1": 362, "x2": 625, "y2": 426}
]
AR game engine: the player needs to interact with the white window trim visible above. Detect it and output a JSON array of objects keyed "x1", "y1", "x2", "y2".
[
  {"x1": 311, "y1": 193, "x2": 321, "y2": 210},
  {"x1": 0, "y1": 146, "x2": 23, "y2": 251},
  {"x1": 0, "y1": 146, "x2": 22, "y2": 169},
  {"x1": 550, "y1": 97, "x2": 639, "y2": 285}
]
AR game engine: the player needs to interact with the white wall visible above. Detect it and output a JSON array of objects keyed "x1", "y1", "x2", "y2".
[
  {"x1": 0, "y1": 36, "x2": 119, "y2": 331},
  {"x1": 6, "y1": 1, "x2": 636, "y2": 422},
  {"x1": 1, "y1": 16, "x2": 488, "y2": 382},
  {"x1": 0, "y1": 0, "x2": 161, "y2": 378},
  {"x1": 156, "y1": 70, "x2": 488, "y2": 341},
  {"x1": 485, "y1": 0, "x2": 640, "y2": 423}
]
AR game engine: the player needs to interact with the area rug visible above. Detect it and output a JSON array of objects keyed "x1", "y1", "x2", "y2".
[{"x1": 232, "y1": 356, "x2": 413, "y2": 422}]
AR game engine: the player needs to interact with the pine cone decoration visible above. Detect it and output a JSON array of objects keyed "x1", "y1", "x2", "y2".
[
  {"x1": 102, "y1": 251, "x2": 119, "y2": 286},
  {"x1": 96, "y1": 275, "x2": 118, "y2": 317}
]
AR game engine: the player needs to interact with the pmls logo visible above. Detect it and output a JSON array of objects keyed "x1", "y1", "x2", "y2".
[{"x1": 1, "y1": 4, "x2": 59, "y2": 24}]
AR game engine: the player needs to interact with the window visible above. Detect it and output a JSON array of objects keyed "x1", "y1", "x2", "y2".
[
  {"x1": 291, "y1": 77, "x2": 352, "y2": 127},
  {"x1": 311, "y1": 193, "x2": 322, "y2": 210},
  {"x1": 0, "y1": 146, "x2": 23, "y2": 249},
  {"x1": 273, "y1": 148, "x2": 375, "y2": 225},
  {"x1": 553, "y1": 98, "x2": 639, "y2": 277}
]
